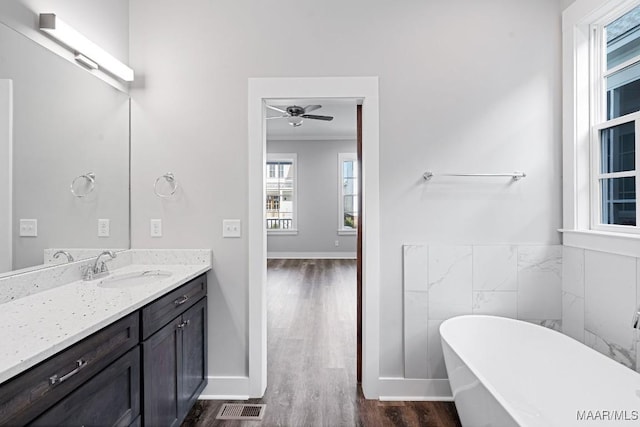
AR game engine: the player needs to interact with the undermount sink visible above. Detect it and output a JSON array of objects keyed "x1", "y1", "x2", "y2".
[{"x1": 97, "y1": 270, "x2": 173, "y2": 289}]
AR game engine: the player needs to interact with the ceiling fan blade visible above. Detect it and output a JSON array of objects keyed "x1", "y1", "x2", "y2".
[
  {"x1": 266, "y1": 105, "x2": 288, "y2": 114},
  {"x1": 266, "y1": 116, "x2": 289, "y2": 120},
  {"x1": 303, "y1": 105, "x2": 322, "y2": 113},
  {"x1": 301, "y1": 114, "x2": 334, "y2": 121}
]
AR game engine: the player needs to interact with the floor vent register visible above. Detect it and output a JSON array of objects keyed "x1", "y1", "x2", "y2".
[{"x1": 216, "y1": 403, "x2": 266, "y2": 420}]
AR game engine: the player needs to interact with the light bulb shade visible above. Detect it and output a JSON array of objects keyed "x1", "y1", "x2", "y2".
[
  {"x1": 39, "y1": 13, "x2": 134, "y2": 82},
  {"x1": 288, "y1": 116, "x2": 303, "y2": 127}
]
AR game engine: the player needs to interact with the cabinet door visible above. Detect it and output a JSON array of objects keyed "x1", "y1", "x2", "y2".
[
  {"x1": 142, "y1": 317, "x2": 182, "y2": 427},
  {"x1": 30, "y1": 346, "x2": 141, "y2": 427},
  {"x1": 179, "y1": 297, "x2": 208, "y2": 419}
]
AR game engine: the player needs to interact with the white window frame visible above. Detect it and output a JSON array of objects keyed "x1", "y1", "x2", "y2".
[
  {"x1": 338, "y1": 152, "x2": 358, "y2": 235},
  {"x1": 266, "y1": 153, "x2": 298, "y2": 235},
  {"x1": 590, "y1": 5, "x2": 640, "y2": 233},
  {"x1": 591, "y1": 113, "x2": 640, "y2": 232},
  {"x1": 563, "y1": 0, "x2": 640, "y2": 255}
]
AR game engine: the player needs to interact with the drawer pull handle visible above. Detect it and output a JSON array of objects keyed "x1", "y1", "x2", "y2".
[
  {"x1": 49, "y1": 359, "x2": 88, "y2": 386},
  {"x1": 174, "y1": 295, "x2": 189, "y2": 306},
  {"x1": 177, "y1": 319, "x2": 190, "y2": 329}
]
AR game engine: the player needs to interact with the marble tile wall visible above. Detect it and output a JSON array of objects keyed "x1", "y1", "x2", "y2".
[
  {"x1": 403, "y1": 244, "x2": 562, "y2": 379},
  {"x1": 562, "y1": 246, "x2": 639, "y2": 371}
]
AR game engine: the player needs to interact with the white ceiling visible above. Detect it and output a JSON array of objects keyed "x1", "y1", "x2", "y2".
[{"x1": 265, "y1": 98, "x2": 357, "y2": 141}]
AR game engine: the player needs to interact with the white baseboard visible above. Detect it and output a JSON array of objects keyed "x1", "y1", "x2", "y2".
[
  {"x1": 267, "y1": 251, "x2": 356, "y2": 259},
  {"x1": 198, "y1": 376, "x2": 250, "y2": 400},
  {"x1": 198, "y1": 376, "x2": 453, "y2": 402},
  {"x1": 377, "y1": 378, "x2": 454, "y2": 401}
]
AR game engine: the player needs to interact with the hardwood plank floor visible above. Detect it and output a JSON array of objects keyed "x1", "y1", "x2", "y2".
[{"x1": 182, "y1": 259, "x2": 462, "y2": 427}]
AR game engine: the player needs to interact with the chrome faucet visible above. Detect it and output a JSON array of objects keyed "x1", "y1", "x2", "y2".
[
  {"x1": 53, "y1": 250, "x2": 74, "y2": 263},
  {"x1": 82, "y1": 250, "x2": 117, "y2": 281}
]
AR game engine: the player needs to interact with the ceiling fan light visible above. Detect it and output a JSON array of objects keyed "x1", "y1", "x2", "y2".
[{"x1": 288, "y1": 116, "x2": 303, "y2": 127}]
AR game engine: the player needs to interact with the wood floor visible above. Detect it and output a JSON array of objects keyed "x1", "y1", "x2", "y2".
[{"x1": 182, "y1": 259, "x2": 462, "y2": 427}]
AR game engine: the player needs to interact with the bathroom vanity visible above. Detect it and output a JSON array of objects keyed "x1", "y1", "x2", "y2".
[{"x1": 0, "y1": 250, "x2": 211, "y2": 427}]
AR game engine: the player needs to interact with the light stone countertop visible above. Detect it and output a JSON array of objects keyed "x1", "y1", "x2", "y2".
[{"x1": 0, "y1": 262, "x2": 210, "y2": 384}]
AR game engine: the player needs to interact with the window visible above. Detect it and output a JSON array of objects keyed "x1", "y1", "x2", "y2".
[
  {"x1": 338, "y1": 153, "x2": 358, "y2": 234},
  {"x1": 266, "y1": 153, "x2": 297, "y2": 233},
  {"x1": 591, "y1": 3, "x2": 640, "y2": 231}
]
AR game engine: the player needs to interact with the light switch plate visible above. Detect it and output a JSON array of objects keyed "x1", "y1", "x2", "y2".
[
  {"x1": 150, "y1": 219, "x2": 162, "y2": 237},
  {"x1": 223, "y1": 219, "x2": 241, "y2": 238},
  {"x1": 98, "y1": 219, "x2": 110, "y2": 237},
  {"x1": 19, "y1": 219, "x2": 37, "y2": 237}
]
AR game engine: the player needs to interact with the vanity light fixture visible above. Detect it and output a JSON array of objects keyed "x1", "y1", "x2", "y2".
[
  {"x1": 39, "y1": 13, "x2": 134, "y2": 82},
  {"x1": 74, "y1": 53, "x2": 97, "y2": 70}
]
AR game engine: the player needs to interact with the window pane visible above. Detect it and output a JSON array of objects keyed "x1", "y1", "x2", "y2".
[
  {"x1": 343, "y1": 177, "x2": 357, "y2": 195},
  {"x1": 606, "y1": 5, "x2": 640, "y2": 70},
  {"x1": 601, "y1": 177, "x2": 636, "y2": 225},
  {"x1": 339, "y1": 156, "x2": 358, "y2": 229},
  {"x1": 266, "y1": 160, "x2": 294, "y2": 229},
  {"x1": 343, "y1": 212, "x2": 358, "y2": 229},
  {"x1": 607, "y1": 63, "x2": 640, "y2": 119},
  {"x1": 343, "y1": 193, "x2": 358, "y2": 229},
  {"x1": 344, "y1": 195, "x2": 353, "y2": 213},
  {"x1": 343, "y1": 160, "x2": 354, "y2": 178},
  {"x1": 601, "y1": 122, "x2": 635, "y2": 173}
]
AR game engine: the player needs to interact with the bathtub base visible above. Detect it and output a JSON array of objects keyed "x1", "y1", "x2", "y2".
[{"x1": 441, "y1": 339, "x2": 518, "y2": 427}]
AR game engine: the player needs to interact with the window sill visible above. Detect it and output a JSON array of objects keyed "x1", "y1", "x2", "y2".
[
  {"x1": 560, "y1": 228, "x2": 640, "y2": 258},
  {"x1": 267, "y1": 229, "x2": 298, "y2": 236},
  {"x1": 337, "y1": 229, "x2": 357, "y2": 236}
]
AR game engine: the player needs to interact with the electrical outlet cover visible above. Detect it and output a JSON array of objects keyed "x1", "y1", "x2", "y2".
[
  {"x1": 222, "y1": 219, "x2": 241, "y2": 238},
  {"x1": 98, "y1": 219, "x2": 110, "y2": 237},
  {"x1": 19, "y1": 219, "x2": 37, "y2": 237},
  {"x1": 150, "y1": 219, "x2": 162, "y2": 237}
]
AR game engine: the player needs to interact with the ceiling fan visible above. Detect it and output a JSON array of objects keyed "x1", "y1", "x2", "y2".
[{"x1": 266, "y1": 105, "x2": 334, "y2": 127}]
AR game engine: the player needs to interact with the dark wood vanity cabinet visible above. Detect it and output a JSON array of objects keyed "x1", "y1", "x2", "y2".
[
  {"x1": 142, "y1": 295, "x2": 208, "y2": 427},
  {"x1": 0, "y1": 273, "x2": 208, "y2": 427}
]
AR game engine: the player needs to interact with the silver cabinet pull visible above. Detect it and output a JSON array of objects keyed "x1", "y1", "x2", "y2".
[
  {"x1": 174, "y1": 295, "x2": 189, "y2": 306},
  {"x1": 49, "y1": 359, "x2": 87, "y2": 386},
  {"x1": 177, "y1": 319, "x2": 190, "y2": 329}
]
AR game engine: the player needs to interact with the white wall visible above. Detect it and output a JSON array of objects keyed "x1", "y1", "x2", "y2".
[
  {"x1": 129, "y1": 0, "x2": 563, "y2": 393},
  {"x1": 267, "y1": 139, "x2": 356, "y2": 257},
  {"x1": 0, "y1": 81, "x2": 12, "y2": 274}
]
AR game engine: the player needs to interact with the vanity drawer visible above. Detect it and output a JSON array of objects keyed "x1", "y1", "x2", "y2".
[
  {"x1": 141, "y1": 274, "x2": 207, "y2": 339},
  {"x1": 29, "y1": 346, "x2": 140, "y2": 427},
  {"x1": 0, "y1": 312, "x2": 139, "y2": 426}
]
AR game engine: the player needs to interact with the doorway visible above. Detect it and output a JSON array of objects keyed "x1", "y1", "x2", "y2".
[
  {"x1": 247, "y1": 77, "x2": 380, "y2": 399},
  {"x1": 263, "y1": 99, "x2": 359, "y2": 400}
]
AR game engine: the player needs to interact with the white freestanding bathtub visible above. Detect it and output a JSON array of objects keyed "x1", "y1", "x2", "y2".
[{"x1": 440, "y1": 315, "x2": 640, "y2": 427}]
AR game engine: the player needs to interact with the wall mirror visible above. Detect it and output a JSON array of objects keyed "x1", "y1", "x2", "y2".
[{"x1": 0, "y1": 20, "x2": 130, "y2": 276}]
